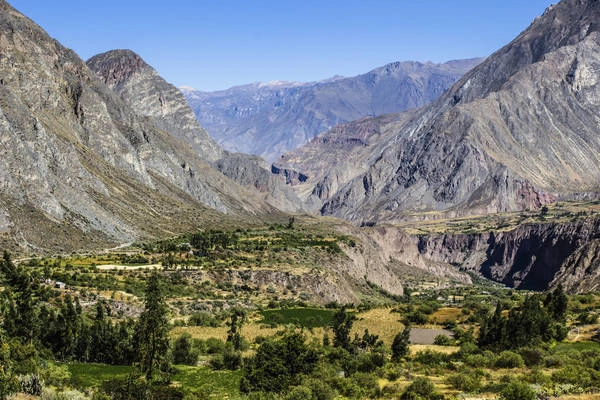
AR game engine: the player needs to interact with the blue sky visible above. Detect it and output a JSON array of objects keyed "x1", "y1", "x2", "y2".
[{"x1": 11, "y1": 0, "x2": 555, "y2": 91}]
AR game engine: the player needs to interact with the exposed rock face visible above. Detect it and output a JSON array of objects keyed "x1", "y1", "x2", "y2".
[
  {"x1": 87, "y1": 50, "x2": 223, "y2": 162},
  {"x1": 87, "y1": 50, "x2": 305, "y2": 213},
  {"x1": 356, "y1": 216, "x2": 600, "y2": 292},
  {"x1": 551, "y1": 239, "x2": 600, "y2": 293},
  {"x1": 0, "y1": 2, "x2": 273, "y2": 253},
  {"x1": 275, "y1": 0, "x2": 600, "y2": 223},
  {"x1": 183, "y1": 59, "x2": 482, "y2": 162}
]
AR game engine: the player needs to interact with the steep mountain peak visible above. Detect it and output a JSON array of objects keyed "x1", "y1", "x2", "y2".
[
  {"x1": 87, "y1": 49, "x2": 151, "y2": 87},
  {"x1": 87, "y1": 49, "x2": 224, "y2": 162},
  {"x1": 446, "y1": 0, "x2": 600, "y2": 105}
]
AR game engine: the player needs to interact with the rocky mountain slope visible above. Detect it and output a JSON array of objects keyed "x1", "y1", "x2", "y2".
[
  {"x1": 0, "y1": 1, "x2": 277, "y2": 254},
  {"x1": 87, "y1": 49, "x2": 224, "y2": 162},
  {"x1": 183, "y1": 59, "x2": 482, "y2": 162},
  {"x1": 87, "y1": 50, "x2": 305, "y2": 213},
  {"x1": 275, "y1": 0, "x2": 600, "y2": 224},
  {"x1": 352, "y1": 208, "x2": 600, "y2": 293}
]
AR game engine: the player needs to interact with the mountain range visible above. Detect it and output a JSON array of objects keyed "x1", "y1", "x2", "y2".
[
  {"x1": 274, "y1": 0, "x2": 600, "y2": 223},
  {"x1": 182, "y1": 59, "x2": 482, "y2": 162},
  {"x1": 2, "y1": 0, "x2": 600, "y2": 293}
]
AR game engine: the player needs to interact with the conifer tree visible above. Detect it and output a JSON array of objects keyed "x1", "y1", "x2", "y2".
[
  {"x1": 391, "y1": 325, "x2": 411, "y2": 361},
  {"x1": 135, "y1": 271, "x2": 170, "y2": 380}
]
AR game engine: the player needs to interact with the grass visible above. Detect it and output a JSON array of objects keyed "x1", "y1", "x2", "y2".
[
  {"x1": 67, "y1": 363, "x2": 133, "y2": 388},
  {"x1": 553, "y1": 341, "x2": 600, "y2": 353},
  {"x1": 172, "y1": 365, "x2": 244, "y2": 399},
  {"x1": 65, "y1": 362, "x2": 244, "y2": 399},
  {"x1": 353, "y1": 308, "x2": 405, "y2": 345},
  {"x1": 259, "y1": 307, "x2": 337, "y2": 328}
]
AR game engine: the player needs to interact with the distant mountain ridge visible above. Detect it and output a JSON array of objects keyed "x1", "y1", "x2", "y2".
[
  {"x1": 183, "y1": 58, "x2": 483, "y2": 162},
  {"x1": 274, "y1": 0, "x2": 600, "y2": 223}
]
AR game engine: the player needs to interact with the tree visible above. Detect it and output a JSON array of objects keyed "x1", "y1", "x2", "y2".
[
  {"x1": 0, "y1": 332, "x2": 19, "y2": 398},
  {"x1": 544, "y1": 284, "x2": 568, "y2": 323},
  {"x1": 240, "y1": 331, "x2": 319, "y2": 394},
  {"x1": 391, "y1": 325, "x2": 411, "y2": 361},
  {"x1": 331, "y1": 307, "x2": 354, "y2": 351},
  {"x1": 135, "y1": 272, "x2": 170, "y2": 380},
  {"x1": 226, "y1": 308, "x2": 246, "y2": 351},
  {"x1": 172, "y1": 333, "x2": 198, "y2": 365},
  {"x1": 1, "y1": 253, "x2": 38, "y2": 345}
]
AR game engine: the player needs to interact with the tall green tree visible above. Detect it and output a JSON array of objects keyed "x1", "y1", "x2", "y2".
[
  {"x1": 391, "y1": 325, "x2": 411, "y2": 361},
  {"x1": 226, "y1": 308, "x2": 246, "y2": 351},
  {"x1": 1, "y1": 252, "x2": 38, "y2": 345},
  {"x1": 240, "y1": 331, "x2": 318, "y2": 394},
  {"x1": 135, "y1": 272, "x2": 170, "y2": 380},
  {"x1": 331, "y1": 307, "x2": 354, "y2": 352}
]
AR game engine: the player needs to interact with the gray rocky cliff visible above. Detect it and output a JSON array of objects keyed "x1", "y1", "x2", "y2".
[
  {"x1": 87, "y1": 49, "x2": 305, "y2": 213},
  {"x1": 0, "y1": 3, "x2": 273, "y2": 253},
  {"x1": 87, "y1": 50, "x2": 224, "y2": 162},
  {"x1": 355, "y1": 216, "x2": 600, "y2": 292}
]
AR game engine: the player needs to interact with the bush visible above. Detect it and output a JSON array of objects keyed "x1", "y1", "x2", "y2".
[
  {"x1": 42, "y1": 363, "x2": 71, "y2": 387},
  {"x1": 19, "y1": 373, "x2": 44, "y2": 396},
  {"x1": 494, "y1": 351, "x2": 525, "y2": 369},
  {"x1": 401, "y1": 377, "x2": 443, "y2": 400},
  {"x1": 445, "y1": 371, "x2": 481, "y2": 392},
  {"x1": 433, "y1": 334, "x2": 453, "y2": 346},
  {"x1": 499, "y1": 381, "x2": 535, "y2": 400},
  {"x1": 41, "y1": 388, "x2": 87, "y2": 400},
  {"x1": 413, "y1": 350, "x2": 448, "y2": 366},
  {"x1": 301, "y1": 377, "x2": 335, "y2": 400},
  {"x1": 551, "y1": 365, "x2": 593, "y2": 387},
  {"x1": 518, "y1": 347, "x2": 546, "y2": 367},
  {"x1": 172, "y1": 333, "x2": 199, "y2": 365},
  {"x1": 284, "y1": 386, "x2": 313, "y2": 400}
]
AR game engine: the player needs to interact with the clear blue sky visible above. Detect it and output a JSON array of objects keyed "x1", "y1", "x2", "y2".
[{"x1": 10, "y1": 0, "x2": 555, "y2": 91}]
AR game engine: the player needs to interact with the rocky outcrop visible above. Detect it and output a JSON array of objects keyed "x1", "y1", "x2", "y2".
[
  {"x1": 361, "y1": 216, "x2": 600, "y2": 292},
  {"x1": 87, "y1": 50, "x2": 223, "y2": 162},
  {"x1": 276, "y1": 0, "x2": 600, "y2": 222},
  {"x1": 183, "y1": 59, "x2": 482, "y2": 162},
  {"x1": 88, "y1": 49, "x2": 305, "y2": 213},
  {"x1": 550, "y1": 239, "x2": 600, "y2": 293},
  {"x1": 0, "y1": 3, "x2": 273, "y2": 254}
]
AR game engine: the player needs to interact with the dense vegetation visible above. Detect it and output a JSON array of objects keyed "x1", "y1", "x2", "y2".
[{"x1": 1, "y1": 224, "x2": 600, "y2": 399}]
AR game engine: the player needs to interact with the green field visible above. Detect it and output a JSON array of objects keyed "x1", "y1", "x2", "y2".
[
  {"x1": 67, "y1": 363, "x2": 133, "y2": 388},
  {"x1": 260, "y1": 307, "x2": 339, "y2": 328}
]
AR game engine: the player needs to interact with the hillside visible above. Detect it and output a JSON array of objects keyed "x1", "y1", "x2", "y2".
[
  {"x1": 274, "y1": 0, "x2": 600, "y2": 224},
  {"x1": 87, "y1": 50, "x2": 306, "y2": 213},
  {"x1": 0, "y1": 1, "x2": 276, "y2": 254}
]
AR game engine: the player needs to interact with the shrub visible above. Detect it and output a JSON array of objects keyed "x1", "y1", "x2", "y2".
[
  {"x1": 401, "y1": 377, "x2": 443, "y2": 400},
  {"x1": 413, "y1": 350, "x2": 448, "y2": 366},
  {"x1": 445, "y1": 372, "x2": 481, "y2": 392},
  {"x1": 172, "y1": 333, "x2": 199, "y2": 365},
  {"x1": 433, "y1": 334, "x2": 453, "y2": 346},
  {"x1": 494, "y1": 351, "x2": 525, "y2": 369},
  {"x1": 301, "y1": 377, "x2": 335, "y2": 400},
  {"x1": 499, "y1": 381, "x2": 535, "y2": 400},
  {"x1": 518, "y1": 347, "x2": 546, "y2": 367},
  {"x1": 284, "y1": 386, "x2": 313, "y2": 400},
  {"x1": 19, "y1": 373, "x2": 44, "y2": 396},
  {"x1": 551, "y1": 365, "x2": 593, "y2": 387}
]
